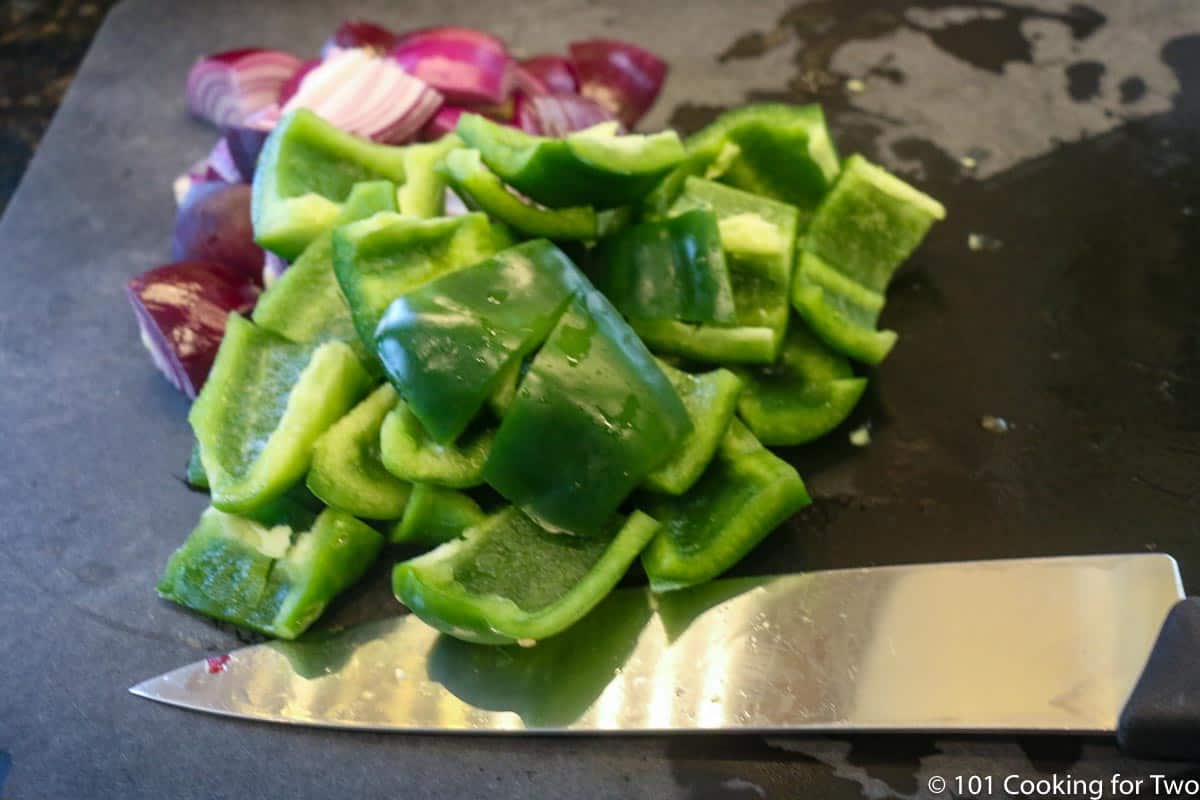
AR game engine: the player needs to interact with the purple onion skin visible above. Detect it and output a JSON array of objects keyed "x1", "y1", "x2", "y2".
[
  {"x1": 126, "y1": 261, "x2": 259, "y2": 398},
  {"x1": 568, "y1": 39, "x2": 667, "y2": 128},
  {"x1": 519, "y1": 55, "x2": 579, "y2": 94},
  {"x1": 278, "y1": 58, "x2": 321, "y2": 105},
  {"x1": 222, "y1": 126, "x2": 270, "y2": 178},
  {"x1": 326, "y1": 19, "x2": 397, "y2": 55},
  {"x1": 170, "y1": 184, "x2": 263, "y2": 284}
]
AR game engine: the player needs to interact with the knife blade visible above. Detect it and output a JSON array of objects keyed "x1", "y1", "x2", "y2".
[{"x1": 131, "y1": 554, "x2": 1183, "y2": 737}]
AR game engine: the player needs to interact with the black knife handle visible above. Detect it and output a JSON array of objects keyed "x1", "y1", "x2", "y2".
[{"x1": 1117, "y1": 598, "x2": 1200, "y2": 760}]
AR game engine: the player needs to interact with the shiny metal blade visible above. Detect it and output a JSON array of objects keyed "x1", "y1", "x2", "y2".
[{"x1": 131, "y1": 554, "x2": 1183, "y2": 734}]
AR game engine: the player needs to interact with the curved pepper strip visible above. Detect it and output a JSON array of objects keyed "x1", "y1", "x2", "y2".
[
  {"x1": 374, "y1": 239, "x2": 587, "y2": 444},
  {"x1": 185, "y1": 441, "x2": 208, "y2": 490},
  {"x1": 332, "y1": 211, "x2": 501, "y2": 362},
  {"x1": 393, "y1": 507, "x2": 660, "y2": 645},
  {"x1": 189, "y1": 314, "x2": 372, "y2": 514},
  {"x1": 636, "y1": 177, "x2": 798, "y2": 365},
  {"x1": 593, "y1": 208, "x2": 736, "y2": 325},
  {"x1": 379, "y1": 394, "x2": 494, "y2": 489},
  {"x1": 456, "y1": 114, "x2": 685, "y2": 209},
  {"x1": 791, "y1": 251, "x2": 897, "y2": 365},
  {"x1": 252, "y1": 109, "x2": 409, "y2": 259},
  {"x1": 158, "y1": 504, "x2": 383, "y2": 639},
  {"x1": 252, "y1": 180, "x2": 398, "y2": 370},
  {"x1": 483, "y1": 290, "x2": 692, "y2": 536},
  {"x1": 641, "y1": 420, "x2": 811, "y2": 592},
  {"x1": 389, "y1": 483, "x2": 485, "y2": 547},
  {"x1": 732, "y1": 323, "x2": 866, "y2": 446},
  {"x1": 397, "y1": 134, "x2": 461, "y2": 218},
  {"x1": 307, "y1": 384, "x2": 412, "y2": 519},
  {"x1": 438, "y1": 148, "x2": 598, "y2": 241}
]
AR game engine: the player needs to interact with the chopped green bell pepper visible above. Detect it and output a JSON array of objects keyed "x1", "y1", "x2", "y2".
[
  {"x1": 439, "y1": 148, "x2": 598, "y2": 240},
  {"x1": 189, "y1": 314, "x2": 373, "y2": 514},
  {"x1": 483, "y1": 291, "x2": 691, "y2": 536},
  {"x1": 158, "y1": 504, "x2": 383, "y2": 639},
  {"x1": 252, "y1": 109, "x2": 409, "y2": 259},
  {"x1": 397, "y1": 134, "x2": 461, "y2": 218},
  {"x1": 456, "y1": 114, "x2": 685, "y2": 209},
  {"x1": 185, "y1": 440, "x2": 208, "y2": 490},
  {"x1": 379, "y1": 395, "x2": 494, "y2": 489},
  {"x1": 593, "y1": 208, "x2": 736, "y2": 325},
  {"x1": 732, "y1": 323, "x2": 866, "y2": 446},
  {"x1": 644, "y1": 361, "x2": 743, "y2": 495},
  {"x1": 393, "y1": 506, "x2": 660, "y2": 644},
  {"x1": 252, "y1": 180, "x2": 398, "y2": 368},
  {"x1": 791, "y1": 250, "x2": 896, "y2": 365},
  {"x1": 389, "y1": 483, "x2": 485, "y2": 547},
  {"x1": 375, "y1": 239, "x2": 586, "y2": 444},
  {"x1": 635, "y1": 178, "x2": 798, "y2": 364},
  {"x1": 307, "y1": 384, "x2": 412, "y2": 519},
  {"x1": 332, "y1": 211, "x2": 500, "y2": 361},
  {"x1": 641, "y1": 420, "x2": 811, "y2": 592}
]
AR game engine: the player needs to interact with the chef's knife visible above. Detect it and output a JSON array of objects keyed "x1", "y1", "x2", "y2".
[{"x1": 131, "y1": 554, "x2": 1199, "y2": 759}]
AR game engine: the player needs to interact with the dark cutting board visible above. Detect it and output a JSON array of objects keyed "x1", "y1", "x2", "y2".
[{"x1": 3, "y1": 0, "x2": 1199, "y2": 797}]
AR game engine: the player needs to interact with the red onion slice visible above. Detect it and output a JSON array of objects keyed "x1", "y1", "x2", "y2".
[
  {"x1": 186, "y1": 48, "x2": 303, "y2": 128},
  {"x1": 278, "y1": 59, "x2": 321, "y2": 106},
  {"x1": 389, "y1": 26, "x2": 511, "y2": 106},
  {"x1": 322, "y1": 19, "x2": 397, "y2": 58},
  {"x1": 127, "y1": 261, "x2": 259, "y2": 398},
  {"x1": 518, "y1": 55, "x2": 579, "y2": 94},
  {"x1": 568, "y1": 39, "x2": 667, "y2": 127},
  {"x1": 282, "y1": 48, "x2": 442, "y2": 143},
  {"x1": 171, "y1": 183, "x2": 264, "y2": 283},
  {"x1": 514, "y1": 90, "x2": 617, "y2": 137}
]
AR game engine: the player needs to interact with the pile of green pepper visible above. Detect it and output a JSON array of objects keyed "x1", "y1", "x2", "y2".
[{"x1": 161, "y1": 104, "x2": 944, "y2": 645}]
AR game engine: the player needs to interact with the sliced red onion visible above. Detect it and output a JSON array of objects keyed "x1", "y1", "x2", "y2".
[
  {"x1": 323, "y1": 19, "x2": 396, "y2": 58},
  {"x1": 283, "y1": 48, "x2": 442, "y2": 143},
  {"x1": 568, "y1": 39, "x2": 667, "y2": 127},
  {"x1": 514, "y1": 90, "x2": 617, "y2": 137},
  {"x1": 389, "y1": 27, "x2": 511, "y2": 106},
  {"x1": 278, "y1": 58, "x2": 321, "y2": 106},
  {"x1": 221, "y1": 124, "x2": 271, "y2": 178},
  {"x1": 518, "y1": 55, "x2": 579, "y2": 94},
  {"x1": 127, "y1": 261, "x2": 259, "y2": 398},
  {"x1": 422, "y1": 106, "x2": 467, "y2": 140},
  {"x1": 262, "y1": 251, "x2": 289, "y2": 286},
  {"x1": 205, "y1": 136, "x2": 243, "y2": 183},
  {"x1": 186, "y1": 48, "x2": 303, "y2": 127},
  {"x1": 171, "y1": 183, "x2": 264, "y2": 283},
  {"x1": 173, "y1": 158, "x2": 213, "y2": 206}
]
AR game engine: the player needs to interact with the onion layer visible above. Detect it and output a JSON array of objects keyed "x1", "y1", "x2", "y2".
[
  {"x1": 568, "y1": 39, "x2": 667, "y2": 127},
  {"x1": 390, "y1": 27, "x2": 511, "y2": 106},
  {"x1": 186, "y1": 48, "x2": 303, "y2": 127},
  {"x1": 515, "y1": 91, "x2": 616, "y2": 137}
]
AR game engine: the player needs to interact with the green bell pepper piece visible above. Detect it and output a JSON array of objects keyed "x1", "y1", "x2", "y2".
[
  {"x1": 393, "y1": 506, "x2": 660, "y2": 644},
  {"x1": 332, "y1": 211, "x2": 500, "y2": 361},
  {"x1": 641, "y1": 420, "x2": 811, "y2": 592},
  {"x1": 158, "y1": 504, "x2": 383, "y2": 639},
  {"x1": 483, "y1": 291, "x2": 691, "y2": 536},
  {"x1": 252, "y1": 109, "x2": 409, "y2": 259},
  {"x1": 374, "y1": 239, "x2": 586, "y2": 444},
  {"x1": 389, "y1": 483, "x2": 485, "y2": 547},
  {"x1": 643, "y1": 361, "x2": 743, "y2": 495},
  {"x1": 185, "y1": 440, "x2": 208, "y2": 490},
  {"x1": 456, "y1": 114, "x2": 685, "y2": 209},
  {"x1": 439, "y1": 148, "x2": 598, "y2": 240},
  {"x1": 307, "y1": 384, "x2": 412, "y2": 519},
  {"x1": 801, "y1": 154, "x2": 946, "y2": 293},
  {"x1": 732, "y1": 323, "x2": 866, "y2": 446},
  {"x1": 593, "y1": 208, "x2": 736, "y2": 325},
  {"x1": 189, "y1": 314, "x2": 373, "y2": 514},
  {"x1": 252, "y1": 180, "x2": 399, "y2": 368},
  {"x1": 379, "y1": 394, "x2": 494, "y2": 489},
  {"x1": 397, "y1": 134, "x2": 461, "y2": 218},
  {"x1": 636, "y1": 178, "x2": 798, "y2": 364},
  {"x1": 791, "y1": 250, "x2": 897, "y2": 365}
]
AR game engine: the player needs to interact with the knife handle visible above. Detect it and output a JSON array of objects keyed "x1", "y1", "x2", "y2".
[{"x1": 1117, "y1": 597, "x2": 1200, "y2": 760}]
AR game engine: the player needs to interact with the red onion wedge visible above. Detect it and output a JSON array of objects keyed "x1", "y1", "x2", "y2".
[
  {"x1": 323, "y1": 19, "x2": 397, "y2": 58},
  {"x1": 518, "y1": 55, "x2": 579, "y2": 94},
  {"x1": 568, "y1": 39, "x2": 666, "y2": 127},
  {"x1": 205, "y1": 136, "x2": 243, "y2": 183},
  {"x1": 262, "y1": 251, "x2": 289, "y2": 286},
  {"x1": 221, "y1": 125, "x2": 271, "y2": 179},
  {"x1": 422, "y1": 106, "x2": 467, "y2": 141},
  {"x1": 171, "y1": 183, "x2": 264, "y2": 283},
  {"x1": 126, "y1": 261, "x2": 259, "y2": 398},
  {"x1": 514, "y1": 90, "x2": 617, "y2": 137},
  {"x1": 186, "y1": 49, "x2": 303, "y2": 128},
  {"x1": 283, "y1": 48, "x2": 442, "y2": 143},
  {"x1": 389, "y1": 27, "x2": 511, "y2": 106},
  {"x1": 278, "y1": 58, "x2": 320, "y2": 106}
]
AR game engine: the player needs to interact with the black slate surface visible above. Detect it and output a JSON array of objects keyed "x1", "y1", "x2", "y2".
[{"x1": 3, "y1": 0, "x2": 1200, "y2": 797}]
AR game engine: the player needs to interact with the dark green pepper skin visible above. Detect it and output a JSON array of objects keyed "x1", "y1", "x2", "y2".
[
  {"x1": 484, "y1": 290, "x2": 692, "y2": 537},
  {"x1": 439, "y1": 149, "x2": 598, "y2": 241},
  {"x1": 593, "y1": 208, "x2": 736, "y2": 325},
  {"x1": 374, "y1": 239, "x2": 587, "y2": 445},
  {"x1": 456, "y1": 114, "x2": 685, "y2": 209},
  {"x1": 389, "y1": 484, "x2": 485, "y2": 547},
  {"x1": 158, "y1": 505, "x2": 383, "y2": 639},
  {"x1": 641, "y1": 421, "x2": 811, "y2": 592},
  {"x1": 393, "y1": 507, "x2": 660, "y2": 644},
  {"x1": 644, "y1": 361, "x2": 743, "y2": 495},
  {"x1": 379, "y1": 393, "x2": 495, "y2": 489}
]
